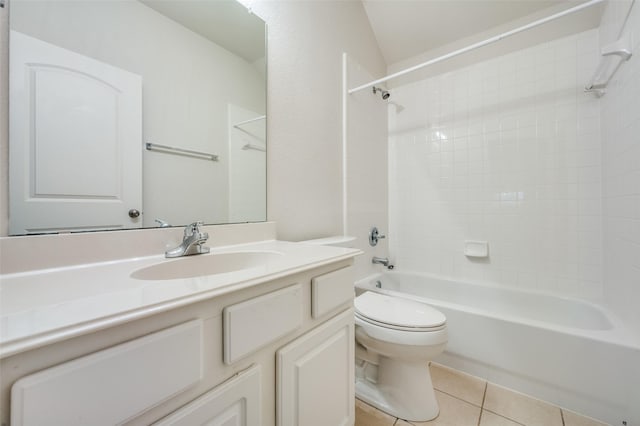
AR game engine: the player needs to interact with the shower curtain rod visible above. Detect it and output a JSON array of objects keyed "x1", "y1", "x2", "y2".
[
  {"x1": 233, "y1": 115, "x2": 266, "y2": 128},
  {"x1": 348, "y1": 0, "x2": 605, "y2": 94}
]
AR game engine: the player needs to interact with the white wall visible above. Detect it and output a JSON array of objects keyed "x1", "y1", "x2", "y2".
[
  {"x1": 4, "y1": 0, "x2": 265, "y2": 231},
  {"x1": 0, "y1": 5, "x2": 8, "y2": 237},
  {"x1": 345, "y1": 56, "x2": 389, "y2": 278},
  {"x1": 600, "y1": 0, "x2": 640, "y2": 338},
  {"x1": 248, "y1": 0, "x2": 386, "y2": 242},
  {"x1": 389, "y1": 30, "x2": 604, "y2": 300}
]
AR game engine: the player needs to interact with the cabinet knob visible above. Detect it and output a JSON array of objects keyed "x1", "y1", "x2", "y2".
[{"x1": 129, "y1": 209, "x2": 141, "y2": 218}]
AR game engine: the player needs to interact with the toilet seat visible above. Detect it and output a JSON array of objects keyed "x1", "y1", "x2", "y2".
[
  {"x1": 355, "y1": 312, "x2": 446, "y2": 332},
  {"x1": 355, "y1": 291, "x2": 446, "y2": 331}
]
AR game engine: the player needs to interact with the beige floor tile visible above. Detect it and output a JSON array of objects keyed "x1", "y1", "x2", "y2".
[
  {"x1": 430, "y1": 362, "x2": 486, "y2": 406},
  {"x1": 563, "y1": 409, "x2": 610, "y2": 426},
  {"x1": 484, "y1": 383, "x2": 563, "y2": 426},
  {"x1": 355, "y1": 398, "x2": 396, "y2": 426},
  {"x1": 479, "y1": 410, "x2": 523, "y2": 426},
  {"x1": 404, "y1": 390, "x2": 481, "y2": 426}
]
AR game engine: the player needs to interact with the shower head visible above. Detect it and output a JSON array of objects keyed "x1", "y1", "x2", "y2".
[{"x1": 372, "y1": 86, "x2": 390, "y2": 100}]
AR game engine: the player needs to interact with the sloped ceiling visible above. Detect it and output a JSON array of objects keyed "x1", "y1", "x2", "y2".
[
  {"x1": 362, "y1": 0, "x2": 603, "y2": 66},
  {"x1": 141, "y1": 0, "x2": 265, "y2": 63}
]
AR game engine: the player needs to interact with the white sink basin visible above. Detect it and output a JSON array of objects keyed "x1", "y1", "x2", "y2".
[{"x1": 131, "y1": 251, "x2": 283, "y2": 280}]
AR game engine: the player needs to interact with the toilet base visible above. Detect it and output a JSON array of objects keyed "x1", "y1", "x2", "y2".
[{"x1": 355, "y1": 357, "x2": 439, "y2": 422}]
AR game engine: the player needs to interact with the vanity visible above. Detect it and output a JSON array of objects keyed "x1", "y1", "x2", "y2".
[{"x1": 0, "y1": 223, "x2": 362, "y2": 425}]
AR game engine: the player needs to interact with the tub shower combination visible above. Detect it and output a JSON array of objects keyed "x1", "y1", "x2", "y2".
[{"x1": 355, "y1": 271, "x2": 640, "y2": 425}]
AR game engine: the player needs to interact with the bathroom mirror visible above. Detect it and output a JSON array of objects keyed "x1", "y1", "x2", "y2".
[{"x1": 8, "y1": 0, "x2": 266, "y2": 235}]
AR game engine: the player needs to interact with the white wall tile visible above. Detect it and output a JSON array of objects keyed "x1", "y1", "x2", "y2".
[
  {"x1": 389, "y1": 30, "x2": 603, "y2": 299},
  {"x1": 600, "y1": 0, "x2": 640, "y2": 337}
]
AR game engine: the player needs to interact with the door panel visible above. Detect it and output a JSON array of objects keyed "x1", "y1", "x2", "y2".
[
  {"x1": 9, "y1": 30, "x2": 142, "y2": 234},
  {"x1": 277, "y1": 309, "x2": 355, "y2": 426}
]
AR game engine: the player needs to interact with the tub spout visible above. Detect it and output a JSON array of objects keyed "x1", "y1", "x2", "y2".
[{"x1": 372, "y1": 256, "x2": 394, "y2": 269}]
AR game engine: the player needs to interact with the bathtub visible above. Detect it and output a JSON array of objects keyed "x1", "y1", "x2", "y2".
[{"x1": 355, "y1": 271, "x2": 640, "y2": 426}]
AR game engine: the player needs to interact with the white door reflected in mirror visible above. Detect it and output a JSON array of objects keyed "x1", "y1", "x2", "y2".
[{"x1": 9, "y1": 31, "x2": 142, "y2": 235}]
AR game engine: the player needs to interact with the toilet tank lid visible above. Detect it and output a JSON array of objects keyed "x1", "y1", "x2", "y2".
[
  {"x1": 355, "y1": 292, "x2": 446, "y2": 329},
  {"x1": 299, "y1": 236, "x2": 356, "y2": 247}
]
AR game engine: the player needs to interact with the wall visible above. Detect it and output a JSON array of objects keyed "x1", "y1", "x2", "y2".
[
  {"x1": 2, "y1": 0, "x2": 265, "y2": 232},
  {"x1": 345, "y1": 55, "x2": 389, "y2": 278},
  {"x1": 389, "y1": 30, "x2": 604, "y2": 299},
  {"x1": 600, "y1": 0, "x2": 640, "y2": 338},
  {"x1": 0, "y1": 4, "x2": 8, "y2": 237},
  {"x1": 248, "y1": 0, "x2": 386, "y2": 242}
]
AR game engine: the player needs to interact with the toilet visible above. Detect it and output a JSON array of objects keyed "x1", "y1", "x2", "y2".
[{"x1": 354, "y1": 291, "x2": 448, "y2": 422}]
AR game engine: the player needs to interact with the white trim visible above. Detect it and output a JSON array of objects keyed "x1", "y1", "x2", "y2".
[{"x1": 342, "y1": 53, "x2": 349, "y2": 235}]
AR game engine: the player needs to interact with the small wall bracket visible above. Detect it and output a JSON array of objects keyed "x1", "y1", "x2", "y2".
[{"x1": 585, "y1": 34, "x2": 633, "y2": 97}]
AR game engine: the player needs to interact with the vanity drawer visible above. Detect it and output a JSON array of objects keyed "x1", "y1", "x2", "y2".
[
  {"x1": 224, "y1": 284, "x2": 303, "y2": 364},
  {"x1": 311, "y1": 267, "x2": 354, "y2": 318},
  {"x1": 154, "y1": 365, "x2": 261, "y2": 425},
  {"x1": 11, "y1": 320, "x2": 203, "y2": 426}
]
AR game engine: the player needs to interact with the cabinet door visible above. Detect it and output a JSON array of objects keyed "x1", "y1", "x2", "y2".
[
  {"x1": 277, "y1": 309, "x2": 354, "y2": 426},
  {"x1": 154, "y1": 365, "x2": 261, "y2": 426}
]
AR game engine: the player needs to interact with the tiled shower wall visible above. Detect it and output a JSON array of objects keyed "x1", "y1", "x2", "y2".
[
  {"x1": 389, "y1": 29, "x2": 603, "y2": 299},
  {"x1": 600, "y1": 0, "x2": 640, "y2": 336}
]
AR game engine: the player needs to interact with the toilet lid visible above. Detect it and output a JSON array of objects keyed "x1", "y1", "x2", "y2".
[{"x1": 355, "y1": 292, "x2": 446, "y2": 329}]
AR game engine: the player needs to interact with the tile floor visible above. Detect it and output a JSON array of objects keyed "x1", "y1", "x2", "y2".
[{"x1": 355, "y1": 363, "x2": 610, "y2": 426}]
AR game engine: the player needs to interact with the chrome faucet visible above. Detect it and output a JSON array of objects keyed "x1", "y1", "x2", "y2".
[
  {"x1": 165, "y1": 221, "x2": 210, "y2": 258},
  {"x1": 372, "y1": 256, "x2": 394, "y2": 269}
]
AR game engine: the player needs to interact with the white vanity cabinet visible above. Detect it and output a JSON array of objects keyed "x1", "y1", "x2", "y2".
[
  {"x1": 10, "y1": 321, "x2": 204, "y2": 426},
  {"x1": 0, "y1": 260, "x2": 356, "y2": 426},
  {"x1": 153, "y1": 365, "x2": 262, "y2": 426},
  {"x1": 277, "y1": 309, "x2": 355, "y2": 426}
]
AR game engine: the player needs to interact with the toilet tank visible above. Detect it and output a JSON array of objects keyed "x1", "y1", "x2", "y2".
[{"x1": 299, "y1": 236, "x2": 357, "y2": 248}]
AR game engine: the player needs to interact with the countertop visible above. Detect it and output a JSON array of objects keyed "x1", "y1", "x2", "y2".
[{"x1": 0, "y1": 240, "x2": 361, "y2": 358}]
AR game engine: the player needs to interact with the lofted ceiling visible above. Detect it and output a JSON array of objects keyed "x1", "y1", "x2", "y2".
[
  {"x1": 141, "y1": 0, "x2": 265, "y2": 63},
  {"x1": 362, "y1": 0, "x2": 604, "y2": 66}
]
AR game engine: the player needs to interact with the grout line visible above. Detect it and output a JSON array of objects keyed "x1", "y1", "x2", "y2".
[
  {"x1": 561, "y1": 408, "x2": 566, "y2": 426},
  {"x1": 435, "y1": 388, "x2": 483, "y2": 408},
  {"x1": 481, "y1": 381, "x2": 488, "y2": 408},
  {"x1": 483, "y1": 408, "x2": 528, "y2": 426},
  {"x1": 477, "y1": 382, "x2": 488, "y2": 426}
]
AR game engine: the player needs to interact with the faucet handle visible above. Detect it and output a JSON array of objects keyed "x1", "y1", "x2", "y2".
[
  {"x1": 185, "y1": 221, "x2": 204, "y2": 236},
  {"x1": 369, "y1": 226, "x2": 386, "y2": 246},
  {"x1": 155, "y1": 218, "x2": 171, "y2": 228}
]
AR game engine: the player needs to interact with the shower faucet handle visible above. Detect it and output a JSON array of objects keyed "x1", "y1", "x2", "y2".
[{"x1": 369, "y1": 226, "x2": 386, "y2": 247}]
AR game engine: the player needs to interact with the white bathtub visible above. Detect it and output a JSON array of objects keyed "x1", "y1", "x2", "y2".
[{"x1": 355, "y1": 271, "x2": 640, "y2": 426}]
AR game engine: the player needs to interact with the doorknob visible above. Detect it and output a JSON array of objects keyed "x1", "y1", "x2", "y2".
[{"x1": 129, "y1": 209, "x2": 141, "y2": 218}]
